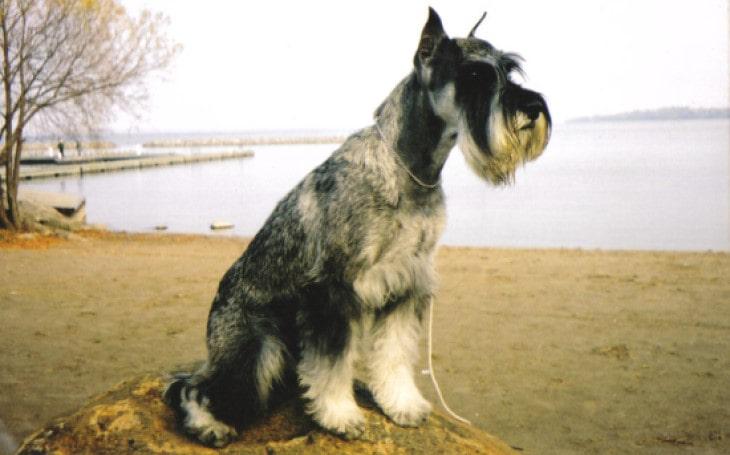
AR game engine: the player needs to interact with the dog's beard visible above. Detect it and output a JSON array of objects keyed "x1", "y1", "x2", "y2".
[{"x1": 458, "y1": 100, "x2": 550, "y2": 185}]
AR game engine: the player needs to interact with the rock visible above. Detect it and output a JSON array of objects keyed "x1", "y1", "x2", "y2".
[
  {"x1": 16, "y1": 375, "x2": 519, "y2": 454},
  {"x1": 17, "y1": 189, "x2": 85, "y2": 222},
  {"x1": 13, "y1": 193, "x2": 105, "y2": 235},
  {"x1": 17, "y1": 199, "x2": 84, "y2": 232}
]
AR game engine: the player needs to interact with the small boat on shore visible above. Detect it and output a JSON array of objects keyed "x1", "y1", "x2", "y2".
[{"x1": 210, "y1": 221, "x2": 234, "y2": 230}]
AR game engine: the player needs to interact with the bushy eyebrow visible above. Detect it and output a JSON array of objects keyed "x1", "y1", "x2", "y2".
[
  {"x1": 499, "y1": 52, "x2": 525, "y2": 78},
  {"x1": 460, "y1": 47, "x2": 525, "y2": 87}
]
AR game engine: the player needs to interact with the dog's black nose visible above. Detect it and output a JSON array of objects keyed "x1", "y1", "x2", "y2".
[{"x1": 521, "y1": 99, "x2": 543, "y2": 121}]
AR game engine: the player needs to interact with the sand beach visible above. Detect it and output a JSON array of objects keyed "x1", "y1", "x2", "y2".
[{"x1": 0, "y1": 231, "x2": 728, "y2": 454}]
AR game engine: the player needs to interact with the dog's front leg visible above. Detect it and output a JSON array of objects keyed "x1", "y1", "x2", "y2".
[
  {"x1": 367, "y1": 296, "x2": 432, "y2": 427},
  {"x1": 297, "y1": 316, "x2": 364, "y2": 439}
]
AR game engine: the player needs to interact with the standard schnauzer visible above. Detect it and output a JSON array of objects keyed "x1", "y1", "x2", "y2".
[{"x1": 165, "y1": 8, "x2": 550, "y2": 447}]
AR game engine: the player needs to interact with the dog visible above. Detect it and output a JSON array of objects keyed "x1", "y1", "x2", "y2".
[{"x1": 164, "y1": 8, "x2": 550, "y2": 447}]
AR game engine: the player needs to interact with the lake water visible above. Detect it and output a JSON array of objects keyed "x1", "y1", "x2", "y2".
[{"x1": 23, "y1": 119, "x2": 729, "y2": 252}]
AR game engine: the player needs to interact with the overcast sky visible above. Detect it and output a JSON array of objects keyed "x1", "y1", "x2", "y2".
[{"x1": 117, "y1": 0, "x2": 729, "y2": 133}]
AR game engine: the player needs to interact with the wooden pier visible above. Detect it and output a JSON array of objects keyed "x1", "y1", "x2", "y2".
[{"x1": 19, "y1": 150, "x2": 254, "y2": 180}]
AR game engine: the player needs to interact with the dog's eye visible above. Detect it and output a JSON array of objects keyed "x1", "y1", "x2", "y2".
[
  {"x1": 461, "y1": 62, "x2": 495, "y2": 83},
  {"x1": 459, "y1": 62, "x2": 497, "y2": 90}
]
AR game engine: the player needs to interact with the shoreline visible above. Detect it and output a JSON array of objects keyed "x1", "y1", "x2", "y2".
[
  {"x1": 6, "y1": 228, "x2": 728, "y2": 255},
  {"x1": 1, "y1": 231, "x2": 729, "y2": 454}
]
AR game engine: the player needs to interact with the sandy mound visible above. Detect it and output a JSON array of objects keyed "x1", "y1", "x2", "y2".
[{"x1": 16, "y1": 375, "x2": 518, "y2": 454}]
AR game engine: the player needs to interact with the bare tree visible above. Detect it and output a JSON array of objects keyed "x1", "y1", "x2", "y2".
[{"x1": 0, "y1": 0, "x2": 178, "y2": 229}]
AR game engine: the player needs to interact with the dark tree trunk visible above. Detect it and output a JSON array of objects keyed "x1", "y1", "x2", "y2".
[
  {"x1": 0, "y1": 165, "x2": 11, "y2": 229},
  {"x1": 7, "y1": 131, "x2": 22, "y2": 229}
]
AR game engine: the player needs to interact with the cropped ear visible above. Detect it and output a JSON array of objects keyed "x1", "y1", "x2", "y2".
[{"x1": 414, "y1": 7, "x2": 447, "y2": 65}]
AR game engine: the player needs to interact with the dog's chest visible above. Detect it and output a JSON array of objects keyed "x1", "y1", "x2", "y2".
[{"x1": 353, "y1": 206, "x2": 445, "y2": 308}]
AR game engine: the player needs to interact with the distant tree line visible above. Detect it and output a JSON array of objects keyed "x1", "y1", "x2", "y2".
[{"x1": 570, "y1": 107, "x2": 730, "y2": 123}]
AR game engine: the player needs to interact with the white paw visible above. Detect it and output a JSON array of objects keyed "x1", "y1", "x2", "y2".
[
  {"x1": 370, "y1": 373, "x2": 433, "y2": 427},
  {"x1": 384, "y1": 395, "x2": 432, "y2": 427},
  {"x1": 335, "y1": 417, "x2": 366, "y2": 441},
  {"x1": 181, "y1": 392, "x2": 238, "y2": 447},
  {"x1": 310, "y1": 399, "x2": 366, "y2": 440},
  {"x1": 189, "y1": 419, "x2": 238, "y2": 448}
]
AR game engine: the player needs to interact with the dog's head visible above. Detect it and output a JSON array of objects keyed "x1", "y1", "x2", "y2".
[{"x1": 415, "y1": 8, "x2": 551, "y2": 184}]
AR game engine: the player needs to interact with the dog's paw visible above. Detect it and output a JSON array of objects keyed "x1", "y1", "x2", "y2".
[
  {"x1": 179, "y1": 389, "x2": 238, "y2": 448},
  {"x1": 324, "y1": 412, "x2": 366, "y2": 440},
  {"x1": 334, "y1": 417, "x2": 366, "y2": 441},
  {"x1": 191, "y1": 420, "x2": 238, "y2": 448},
  {"x1": 371, "y1": 379, "x2": 433, "y2": 427},
  {"x1": 384, "y1": 396, "x2": 432, "y2": 427},
  {"x1": 311, "y1": 402, "x2": 366, "y2": 440}
]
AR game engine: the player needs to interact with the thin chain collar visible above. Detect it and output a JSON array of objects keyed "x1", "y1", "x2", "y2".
[{"x1": 375, "y1": 123, "x2": 441, "y2": 189}]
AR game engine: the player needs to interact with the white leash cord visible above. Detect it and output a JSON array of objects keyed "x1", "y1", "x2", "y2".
[{"x1": 423, "y1": 298, "x2": 472, "y2": 425}]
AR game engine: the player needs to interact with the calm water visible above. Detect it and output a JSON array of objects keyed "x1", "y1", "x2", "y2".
[{"x1": 24, "y1": 119, "x2": 729, "y2": 251}]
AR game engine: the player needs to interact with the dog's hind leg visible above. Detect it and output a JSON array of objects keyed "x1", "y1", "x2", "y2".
[
  {"x1": 367, "y1": 296, "x2": 432, "y2": 427},
  {"x1": 164, "y1": 371, "x2": 239, "y2": 448},
  {"x1": 164, "y1": 294, "x2": 288, "y2": 447}
]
